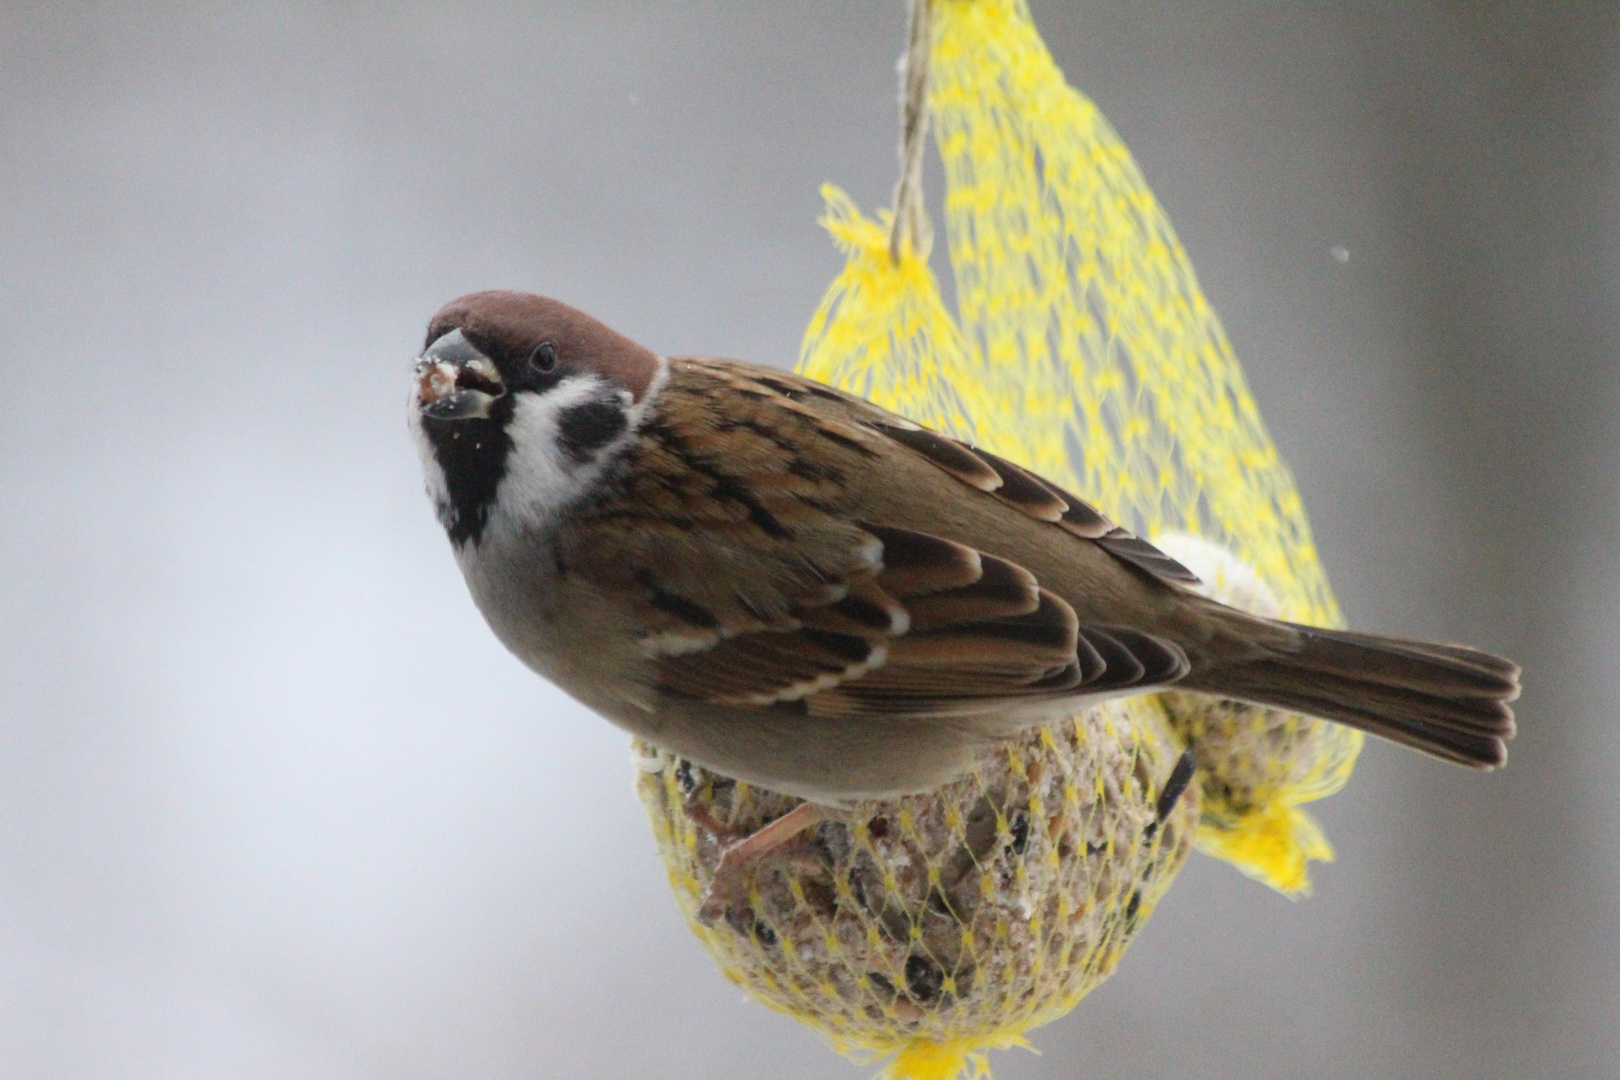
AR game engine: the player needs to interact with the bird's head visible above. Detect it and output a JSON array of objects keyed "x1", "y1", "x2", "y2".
[{"x1": 409, "y1": 291, "x2": 663, "y2": 548}]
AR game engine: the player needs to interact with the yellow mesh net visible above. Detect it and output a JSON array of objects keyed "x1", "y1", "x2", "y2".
[
  {"x1": 635, "y1": 0, "x2": 1363, "y2": 1074},
  {"x1": 637, "y1": 705, "x2": 1194, "y2": 1079}
]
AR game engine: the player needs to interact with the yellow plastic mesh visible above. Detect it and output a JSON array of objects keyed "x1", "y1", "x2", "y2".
[
  {"x1": 637, "y1": 0, "x2": 1365, "y2": 1074},
  {"x1": 1150, "y1": 533, "x2": 1343, "y2": 894},
  {"x1": 637, "y1": 704, "x2": 1195, "y2": 1079}
]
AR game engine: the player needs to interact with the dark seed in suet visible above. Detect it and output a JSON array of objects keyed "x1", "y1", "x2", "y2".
[
  {"x1": 1009, "y1": 812, "x2": 1030, "y2": 855},
  {"x1": 905, "y1": 954, "x2": 946, "y2": 1003}
]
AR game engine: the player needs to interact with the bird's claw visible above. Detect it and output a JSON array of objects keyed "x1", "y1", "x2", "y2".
[
  {"x1": 691, "y1": 801, "x2": 836, "y2": 928},
  {"x1": 695, "y1": 839, "x2": 756, "y2": 927}
]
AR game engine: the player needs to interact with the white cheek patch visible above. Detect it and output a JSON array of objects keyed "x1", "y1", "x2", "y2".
[
  {"x1": 493, "y1": 375, "x2": 611, "y2": 534},
  {"x1": 485, "y1": 358, "x2": 668, "y2": 541}
]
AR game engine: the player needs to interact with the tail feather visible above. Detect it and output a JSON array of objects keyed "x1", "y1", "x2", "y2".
[
  {"x1": 1186, "y1": 623, "x2": 1521, "y2": 771},
  {"x1": 1392, "y1": 638, "x2": 1521, "y2": 679},
  {"x1": 1277, "y1": 636, "x2": 1518, "y2": 701}
]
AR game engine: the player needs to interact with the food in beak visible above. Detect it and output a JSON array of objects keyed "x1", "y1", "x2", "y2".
[
  {"x1": 416, "y1": 360, "x2": 460, "y2": 406},
  {"x1": 415, "y1": 355, "x2": 505, "y2": 418}
]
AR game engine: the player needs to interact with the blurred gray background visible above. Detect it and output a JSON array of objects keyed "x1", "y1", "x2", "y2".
[{"x1": 2, "y1": 2, "x2": 1616, "y2": 1077}]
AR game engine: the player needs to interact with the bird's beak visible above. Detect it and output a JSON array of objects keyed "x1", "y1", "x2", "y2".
[{"x1": 414, "y1": 329, "x2": 506, "y2": 420}]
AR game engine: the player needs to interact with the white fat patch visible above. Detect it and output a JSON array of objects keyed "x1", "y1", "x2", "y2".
[
  {"x1": 1151, "y1": 532, "x2": 1282, "y2": 619},
  {"x1": 481, "y1": 356, "x2": 670, "y2": 546}
]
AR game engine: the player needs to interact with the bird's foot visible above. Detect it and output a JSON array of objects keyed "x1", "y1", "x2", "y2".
[{"x1": 695, "y1": 801, "x2": 834, "y2": 927}]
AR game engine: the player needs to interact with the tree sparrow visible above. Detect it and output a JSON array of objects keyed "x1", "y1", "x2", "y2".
[{"x1": 408, "y1": 291, "x2": 1519, "y2": 906}]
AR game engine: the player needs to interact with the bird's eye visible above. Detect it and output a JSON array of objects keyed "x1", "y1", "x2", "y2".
[{"x1": 531, "y1": 341, "x2": 559, "y2": 373}]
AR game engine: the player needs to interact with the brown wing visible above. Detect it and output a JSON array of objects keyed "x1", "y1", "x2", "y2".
[
  {"x1": 559, "y1": 359, "x2": 1190, "y2": 719},
  {"x1": 720, "y1": 363, "x2": 1199, "y2": 587}
]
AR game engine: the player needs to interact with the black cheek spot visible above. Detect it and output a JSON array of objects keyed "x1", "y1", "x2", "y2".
[{"x1": 556, "y1": 399, "x2": 629, "y2": 462}]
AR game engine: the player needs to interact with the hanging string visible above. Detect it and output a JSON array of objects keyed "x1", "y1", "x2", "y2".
[{"x1": 890, "y1": 0, "x2": 934, "y2": 262}]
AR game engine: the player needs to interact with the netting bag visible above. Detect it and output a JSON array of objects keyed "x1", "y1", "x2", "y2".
[
  {"x1": 638, "y1": 705, "x2": 1194, "y2": 1079},
  {"x1": 636, "y1": 1, "x2": 1360, "y2": 1074}
]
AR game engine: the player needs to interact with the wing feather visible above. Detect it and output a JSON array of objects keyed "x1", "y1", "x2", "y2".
[{"x1": 566, "y1": 361, "x2": 1196, "y2": 721}]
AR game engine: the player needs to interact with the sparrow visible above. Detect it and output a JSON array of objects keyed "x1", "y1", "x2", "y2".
[{"x1": 408, "y1": 291, "x2": 1519, "y2": 905}]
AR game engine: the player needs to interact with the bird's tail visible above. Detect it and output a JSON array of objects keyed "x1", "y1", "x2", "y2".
[{"x1": 1181, "y1": 617, "x2": 1521, "y2": 769}]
